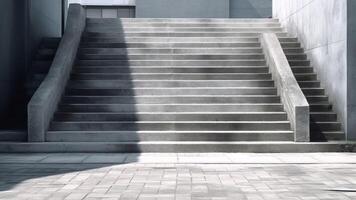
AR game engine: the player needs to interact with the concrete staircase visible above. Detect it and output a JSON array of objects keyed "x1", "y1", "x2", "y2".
[
  {"x1": 8, "y1": 17, "x2": 344, "y2": 152},
  {"x1": 46, "y1": 18, "x2": 296, "y2": 144}
]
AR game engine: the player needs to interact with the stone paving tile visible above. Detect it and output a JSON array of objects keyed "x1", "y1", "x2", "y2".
[
  {"x1": 1, "y1": 153, "x2": 356, "y2": 164},
  {"x1": 83, "y1": 154, "x2": 128, "y2": 164},
  {"x1": 39, "y1": 154, "x2": 90, "y2": 163},
  {"x1": 0, "y1": 162, "x2": 355, "y2": 199}
]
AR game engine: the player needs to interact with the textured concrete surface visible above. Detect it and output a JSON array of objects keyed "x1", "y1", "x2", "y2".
[
  {"x1": 273, "y1": 0, "x2": 348, "y2": 138},
  {"x1": 230, "y1": 0, "x2": 272, "y2": 18},
  {"x1": 136, "y1": 0, "x2": 229, "y2": 18},
  {"x1": 261, "y1": 33, "x2": 309, "y2": 141},
  {"x1": 28, "y1": 4, "x2": 86, "y2": 142},
  {"x1": 0, "y1": 153, "x2": 356, "y2": 199},
  {"x1": 347, "y1": 0, "x2": 356, "y2": 140}
]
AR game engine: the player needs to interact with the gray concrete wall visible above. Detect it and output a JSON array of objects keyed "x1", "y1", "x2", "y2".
[
  {"x1": 136, "y1": 0, "x2": 229, "y2": 18},
  {"x1": 273, "y1": 0, "x2": 348, "y2": 136},
  {"x1": 230, "y1": 0, "x2": 272, "y2": 18},
  {"x1": 29, "y1": 0, "x2": 63, "y2": 57},
  {"x1": 0, "y1": 0, "x2": 27, "y2": 119},
  {"x1": 347, "y1": 0, "x2": 356, "y2": 140}
]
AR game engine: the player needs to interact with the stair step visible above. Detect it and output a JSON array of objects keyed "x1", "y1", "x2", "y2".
[
  {"x1": 0, "y1": 141, "x2": 353, "y2": 153},
  {"x1": 297, "y1": 81, "x2": 320, "y2": 88},
  {"x1": 67, "y1": 80, "x2": 275, "y2": 88},
  {"x1": 49, "y1": 121, "x2": 291, "y2": 131},
  {"x1": 311, "y1": 122, "x2": 342, "y2": 131},
  {"x1": 86, "y1": 22, "x2": 282, "y2": 28},
  {"x1": 54, "y1": 112, "x2": 288, "y2": 121},
  {"x1": 58, "y1": 104, "x2": 285, "y2": 112},
  {"x1": 76, "y1": 60, "x2": 266, "y2": 66},
  {"x1": 85, "y1": 27, "x2": 284, "y2": 33},
  {"x1": 82, "y1": 37, "x2": 262, "y2": 43},
  {"x1": 83, "y1": 32, "x2": 288, "y2": 38},
  {"x1": 295, "y1": 73, "x2": 317, "y2": 81},
  {"x1": 317, "y1": 131, "x2": 345, "y2": 141},
  {"x1": 281, "y1": 43, "x2": 300, "y2": 48},
  {"x1": 310, "y1": 104, "x2": 333, "y2": 112},
  {"x1": 0, "y1": 131, "x2": 27, "y2": 142},
  {"x1": 81, "y1": 42, "x2": 262, "y2": 48},
  {"x1": 87, "y1": 18, "x2": 280, "y2": 23},
  {"x1": 286, "y1": 54, "x2": 307, "y2": 60},
  {"x1": 79, "y1": 47, "x2": 264, "y2": 54},
  {"x1": 306, "y1": 96, "x2": 329, "y2": 104},
  {"x1": 62, "y1": 95, "x2": 281, "y2": 104},
  {"x1": 81, "y1": 37, "x2": 297, "y2": 43},
  {"x1": 310, "y1": 112, "x2": 338, "y2": 122},
  {"x1": 78, "y1": 54, "x2": 266, "y2": 60},
  {"x1": 291, "y1": 66, "x2": 314, "y2": 73},
  {"x1": 65, "y1": 88, "x2": 278, "y2": 96},
  {"x1": 288, "y1": 60, "x2": 310, "y2": 66},
  {"x1": 283, "y1": 48, "x2": 304, "y2": 54},
  {"x1": 71, "y1": 73, "x2": 272, "y2": 80},
  {"x1": 46, "y1": 130, "x2": 294, "y2": 142},
  {"x1": 72, "y1": 66, "x2": 270, "y2": 74},
  {"x1": 302, "y1": 88, "x2": 325, "y2": 95}
]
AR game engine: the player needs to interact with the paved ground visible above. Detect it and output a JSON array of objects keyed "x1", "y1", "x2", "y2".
[{"x1": 0, "y1": 153, "x2": 356, "y2": 200}]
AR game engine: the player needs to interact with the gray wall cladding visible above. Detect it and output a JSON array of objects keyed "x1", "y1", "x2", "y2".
[
  {"x1": 230, "y1": 0, "x2": 272, "y2": 18},
  {"x1": 136, "y1": 0, "x2": 230, "y2": 18},
  {"x1": 0, "y1": 0, "x2": 27, "y2": 120}
]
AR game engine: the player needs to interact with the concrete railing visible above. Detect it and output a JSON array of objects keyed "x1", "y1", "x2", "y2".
[
  {"x1": 28, "y1": 4, "x2": 86, "y2": 142},
  {"x1": 260, "y1": 33, "x2": 310, "y2": 142}
]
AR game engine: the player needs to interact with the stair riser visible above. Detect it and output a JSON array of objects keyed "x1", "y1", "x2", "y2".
[
  {"x1": 76, "y1": 60, "x2": 266, "y2": 66},
  {"x1": 46, "y1": 132, "x2": 293, "y2": 142},
  {"x1": 58, "y1": 105, "x2": 284, "y2": 112},
  {"x1": 286, "y1": 54, "x2": 307, "y2": 60},
  {"x1": 79, "y1": 48, "x2": 264, "y2": 54},
  {"x1": 306, "y1": 97, "x2": 329, "y2": 104},
  {"x1": 78, "y1": 54, "x2": 266, "y2": 60},
  {"x1": 295, "y1": 75, "x2": 317, "y2": 81},
  {"x1": 85, "y1": 28, "x2": 284, "y2": 32},
  {"x1": 291, "y1": 68, "x2": 314, "y2": 73},
  {"x1": 66, "y1": 88, "x2": 278, "y2": 96},
  {"x1": 281, "y1": 43, "x2": 300, "y2": 48},
  {"x1": 310, "y1": 105, "x2": 333, "y2": 112},
  {"x1": 81, "y1": 42, "x2": 262, "y2": 48},
  {"x1": 86, "y1": 23, "x2": 282, "y2": 28},
  {"x1": 67, "y1": 80, "x2": 275, "y2": 88},
  {"x1": 50, "y1": 122, "x2": 291, "y2": 131},
  {"x1": 289, "y1": 60, "x2": 310, "y2": 66},
  {"x1": 302, "y1": 89, "x2": 325, "y2": 95},
  {"x1": 298, "y1": 82, "x2": 320, "y2": 88},
  {"x1": 322, "y1": 133, "x2": 345, "y2": 141},
  {"x1": 311, "y1": 124, "x2": 342, "y2": 131},
  {"x1": 283, "y1": 48, "x2": 304, "y2": 53},
  {"x1": 54, "y1": 113, "x2": 288, "y2": 122},
  {"x1": 62, "y1": 96, "x2": 281, "y2": 104},
  {"x1": 71, "y1": 74, "x2": 272, "y2": 80},
  {"x1": 82, "y1": 37, "x2": 261, "y2": 43},
  {"x1": 73, "y1": 67, "x2": 269, "y2": 74},
  {"x1": 87, "y1": 18, "x2": 279, "y2": 23},
  {"x1": 311, "y1": 114, "x2": 337, "y2": 122},
  {"x1": 82, "y1": 37, "x2": 297, "y2": 43},
  {"x1": 84, "y1": 32, "x2": 289, "y2": 38}
]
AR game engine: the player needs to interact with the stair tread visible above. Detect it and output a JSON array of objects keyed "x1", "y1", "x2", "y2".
[{"x1": 48, "y1": 130, "x2": 294, "y2": 133}]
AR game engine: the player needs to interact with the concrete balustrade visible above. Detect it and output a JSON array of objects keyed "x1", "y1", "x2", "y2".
[
  {"x1": 28, "y1": 4, "x2": 86, "y2": 142},
  {"x1": 260, "y1": 33, "x2": 310, "y2": 142}
]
